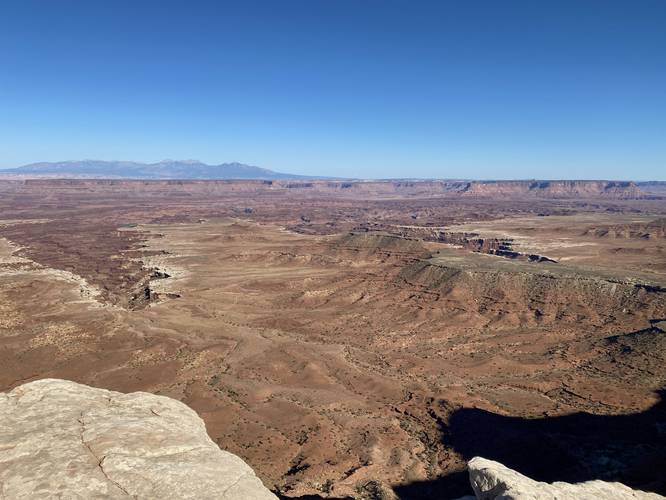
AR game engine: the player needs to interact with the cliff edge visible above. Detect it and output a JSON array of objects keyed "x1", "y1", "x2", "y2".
[{"x1": 0, "y1": 379, "x2": 276, "y2": 499}]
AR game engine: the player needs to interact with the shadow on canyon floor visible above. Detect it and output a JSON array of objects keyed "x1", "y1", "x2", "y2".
[
  {"x1": 394, "y1": 389, "x2": 666, "y2": 499},
  {"x1": 276, "y1": 495, "x2": 353, "y2": 500}
]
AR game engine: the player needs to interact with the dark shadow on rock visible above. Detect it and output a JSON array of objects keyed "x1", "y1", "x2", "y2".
[{"x1": 394, "y1": 389, "x2": 666, "y2": 500}]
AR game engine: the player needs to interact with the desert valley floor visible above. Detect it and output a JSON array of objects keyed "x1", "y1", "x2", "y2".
[{"x1": 0, "y1": 179, "x2": 665, "y2": 499}]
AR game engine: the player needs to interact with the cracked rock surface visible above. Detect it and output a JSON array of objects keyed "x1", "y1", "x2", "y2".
[
  {"x1": 466, "y1": 457, "x2": 664, "y2": 500},
  {"x1": 0, "y1": 379, "x2": 276, "y2": 499}
]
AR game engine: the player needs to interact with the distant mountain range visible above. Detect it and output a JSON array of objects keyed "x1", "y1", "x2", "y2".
[
  {"x1": 0, "y1": 160, "x2": 324, "y2": 180},
  {"x1": 1, "y1": 161, "x2": 662, "y2": 185}
]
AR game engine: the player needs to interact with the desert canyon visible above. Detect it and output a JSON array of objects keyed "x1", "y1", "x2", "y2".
[{"x1": 0, "y1": 179, "x2": 665, "y2": 498}]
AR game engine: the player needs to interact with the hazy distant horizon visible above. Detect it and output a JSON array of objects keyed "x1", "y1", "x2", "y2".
[
  {"x1": 1, "y1": 158, "x2": 664, "y2": 182},
  {"x1": 1, "y1": 1, "x2": 665, "y2": 180}
]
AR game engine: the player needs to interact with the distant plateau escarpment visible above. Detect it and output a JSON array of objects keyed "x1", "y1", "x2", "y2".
[{"x1": 0, "y1": 176, "x2": 653, "y2": 199}]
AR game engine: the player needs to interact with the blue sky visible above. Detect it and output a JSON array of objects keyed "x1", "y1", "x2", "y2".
[{"x1": 1, "y1": 1, "x2": 665, "y2": 179}]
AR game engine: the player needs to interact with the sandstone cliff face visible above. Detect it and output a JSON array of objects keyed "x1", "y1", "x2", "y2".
[
  {"x1": 461, "y1": 180, "x2": 643, "y2": 199},
  {"x1": 0, "y1": 379, "x2": 276, "y2": 499},
  {"x1": 466, "y1": 457, "x2": 664, "y2": 500},
  {"x1": 0, "y1": 178, "x2": 646, "y2": 199}
]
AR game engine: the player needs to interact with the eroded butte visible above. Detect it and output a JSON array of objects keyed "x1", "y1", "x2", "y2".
[{"x1": 0, "y1": 179, "x2": 665, "y2": 499}]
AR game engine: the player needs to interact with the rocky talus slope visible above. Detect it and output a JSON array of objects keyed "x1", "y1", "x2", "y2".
[
  {"x1": 464, "y1": 457, "x2": 664, "y2": 500},
  {"x1": 0, "y1": 379, "x2": 276, "y2": 499}
]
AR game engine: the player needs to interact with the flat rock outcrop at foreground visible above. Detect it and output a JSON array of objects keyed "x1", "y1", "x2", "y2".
[
  {"x1": 0, "y1": 379, "x2": 276, "y2": 499},
  {"x1": 466, "y1": 457, "x2": 664, "y2": 500}
]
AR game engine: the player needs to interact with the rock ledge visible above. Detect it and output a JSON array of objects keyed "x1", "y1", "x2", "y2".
[
  {"x1": 0, "y1": 379, "x2": 276, "y2": 499},
  {"x1": 467, "y1": 457, "x2": 664, "y2": 500}
]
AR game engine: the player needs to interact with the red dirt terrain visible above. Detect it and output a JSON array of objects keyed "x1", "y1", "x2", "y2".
[{"x1": 0, "y1": 179, "x2": 665, "y2": 499}]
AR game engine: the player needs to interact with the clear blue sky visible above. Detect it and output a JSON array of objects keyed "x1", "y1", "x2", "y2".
[{"x1": 1, "y1": 1, "x2": 665, "y2": 179}]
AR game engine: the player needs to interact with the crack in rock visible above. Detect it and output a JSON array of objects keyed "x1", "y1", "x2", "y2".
[{"x1": 78, "y1": 411, "x2": 133, "y2": 498}]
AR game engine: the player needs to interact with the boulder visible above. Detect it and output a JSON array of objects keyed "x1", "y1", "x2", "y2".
[
  {"x1": 0, "y1": 379, "x2": 276, "y2": 499},
  {"x1": 467, "y1": 457, "x2": 663, "y2": 500}
]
